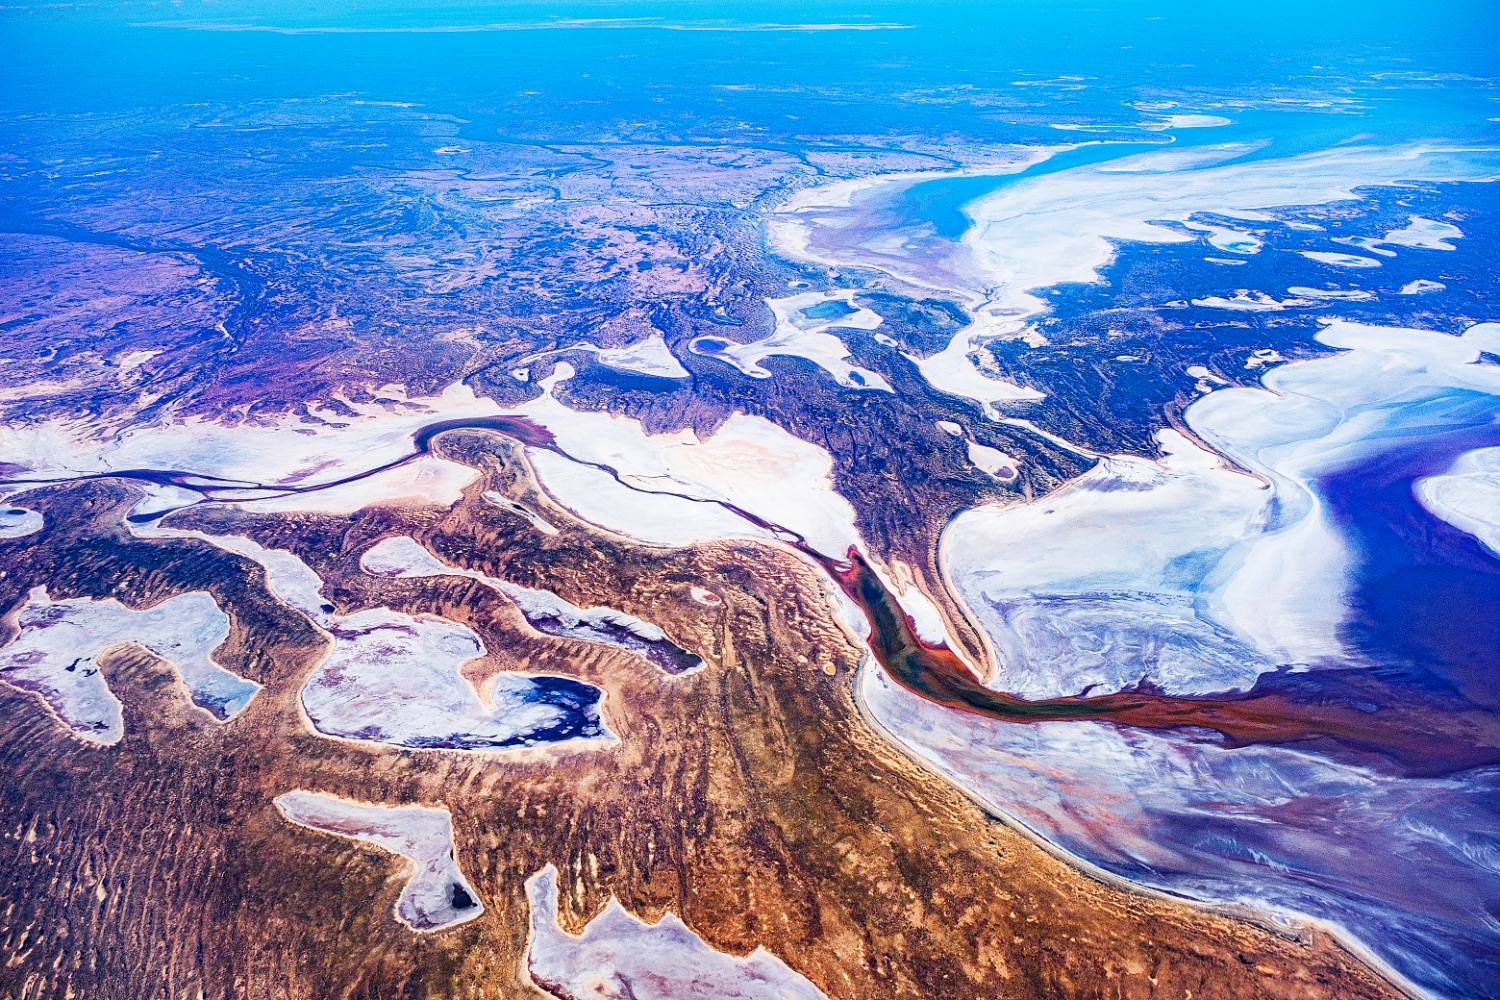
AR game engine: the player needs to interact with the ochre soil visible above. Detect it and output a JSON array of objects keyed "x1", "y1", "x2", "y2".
[{"x1": 0, "y1": 439, "x2": 1400, "y2": 1000}]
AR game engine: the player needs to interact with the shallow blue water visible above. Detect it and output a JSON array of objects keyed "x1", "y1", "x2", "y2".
[
  {"x1": 884, "y1": 364, "x2": 1500, "y2": 993},
  {"x1": 900, "y1": 142, "x2": 1166, "y2": 240}
]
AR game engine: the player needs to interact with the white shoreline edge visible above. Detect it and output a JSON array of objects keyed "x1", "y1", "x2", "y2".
[
  {"x1": 272, "y1": 789, "x2": 483, "y2": 934},
  {"x1": 124, "y1": 506, "x2": 623, "y2": 757},
  {"x1": 848, "y1": 655, "x2": 1433, "y2": 1000},
  {"x1": 0, "y1": 589, "x2": 255, "y2": 746}
]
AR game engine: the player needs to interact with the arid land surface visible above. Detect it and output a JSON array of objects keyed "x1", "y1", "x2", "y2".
[{"x1": 0, "y1": 435, "x2": 1400, "y2": 1000}]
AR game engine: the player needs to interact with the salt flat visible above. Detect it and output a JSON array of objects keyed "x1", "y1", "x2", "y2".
[
  {"x1": 0, "y1": 585, "x2": 256, "y2": 744},
  {"x1": 275, "y1": 791, "x2": 482, "y2": 932},
  {"x1": 526, "y1": 863, "x2": 826, "y2": 1000}
]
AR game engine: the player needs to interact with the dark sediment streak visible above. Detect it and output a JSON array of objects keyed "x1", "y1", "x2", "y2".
[
  {"x1": 0, "y1": 416, "x2": 557, "y2": 498},
  {"x1": 821, "y1": 547, "x2": 1500, "y2": 778}
]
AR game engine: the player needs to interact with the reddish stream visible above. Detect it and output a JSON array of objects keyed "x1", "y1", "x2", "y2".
[{"x1": 817, "y1": 547, "x2": 1500, "y2": 776}]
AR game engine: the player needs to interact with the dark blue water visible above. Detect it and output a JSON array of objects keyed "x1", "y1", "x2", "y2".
[
  {"x1": 936, "y1": 209, "x2": 1500, "y2": 995},
  {"x1": 1141, "y1": 407, "x2": 1500, "y2": 997},
  {"x1": 404, "y1": 675, "x2": 607, "y2": 751},
  {"x1": 1324, "y1": 393, "x2": 1500, "y2": 706}
]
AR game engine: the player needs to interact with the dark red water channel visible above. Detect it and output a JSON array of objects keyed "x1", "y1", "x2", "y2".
[{"x1": 820, "y1": 546, "x2": 1500, "y2": 777}]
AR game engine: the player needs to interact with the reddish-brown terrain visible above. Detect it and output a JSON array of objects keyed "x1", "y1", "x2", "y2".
[{"x1": 0, "y1": 436, "x2": 1401, "y2": 999}]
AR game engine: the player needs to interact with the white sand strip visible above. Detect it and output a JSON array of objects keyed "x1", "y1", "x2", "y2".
[
  {"x1": 1415, "y1": 446, "x2": 1500, "y2": 557},
  {"x1": 943, "y1": 319, "x2": 1500, "y2": 700},
  {"x1": 0, "y1": 381, "x2": 503, "y2": 496},
  {"x1": 510, "y1": 365, "x2": 863, "y2": 558}
]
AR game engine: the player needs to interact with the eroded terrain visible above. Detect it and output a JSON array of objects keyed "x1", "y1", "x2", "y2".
[{"x1": 0, "y1": 447, "x2": 1398, "y2": 999}]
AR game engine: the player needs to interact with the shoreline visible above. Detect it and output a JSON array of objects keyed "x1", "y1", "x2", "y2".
[{"x1": 848, "y1": 653, "x2": 1433, "y2": 1000}]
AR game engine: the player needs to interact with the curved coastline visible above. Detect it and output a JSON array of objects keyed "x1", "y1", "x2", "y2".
[
  {"x1": 848, "y1": 653, "x2": 1432, "y2": 1000},
  {"x1": 770, "y1": 151, "x2": 1500, "y2": 998}
]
